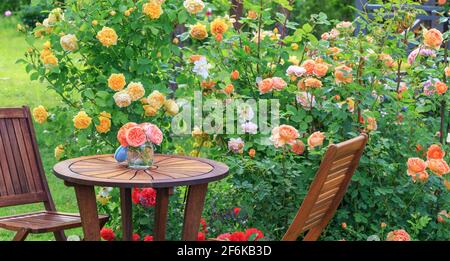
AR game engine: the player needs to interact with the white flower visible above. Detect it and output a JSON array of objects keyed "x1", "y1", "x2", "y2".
[
  {"x1": 241, "y1": 121, "x2": 258, "y2": 134},
  {"x1": 60, "y1": 34, "x2": 78, "y2": 52},
  {"x1": 237, "y1": 104, "x2": 255, "y2": 122},
  {"x1": 193, "y1": 57, "x2": 212, "y2": 79},
  {"x1": 67, "y1": 235, "x2": 81, "y2": 241},
  {"x1": 99, "y1": 187, "x2": 113, "y2": 197},
  {"x1": 183, "y1": 0, "x2": 205, "y2": 14},
  {"x1": 286, "y1": 65, "x2": 307, "y2": 77},
  {"x1": 113, "y1": 91, "x2": 132, "y2": 108}
]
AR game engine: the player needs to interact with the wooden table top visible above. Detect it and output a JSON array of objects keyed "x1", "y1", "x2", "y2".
[{"x1": 53, "y1": 154, "x2": 229, "y2": 188}]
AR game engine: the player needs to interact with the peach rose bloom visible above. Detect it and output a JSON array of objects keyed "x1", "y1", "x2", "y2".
[
  {"x1": 386, "y1": 229, "x2": 411, "y2": 241},
  {"x1": 407, "y1": 157, "x2": 427, "y2": 176},
  {"x1": 248, "y1": 148, "x2": 256, "y2": 158},
  {"x1": 270, "y1": 125, "x2": 299, "y2": 148},
  {"x1": 190, "y1": 55, "x2": 203, "y2": 63},
  {"x1": 272, "y1": 77, "x2": 287, "y2": 90},
  {"x1": 301, "y1": 59, "x2": 316, "y2": 75},
  {"x1": 313, "y1": 63, "x2": 328, "y2": 77},
  {"x1": 231, "y1": 70, "x2": 239, "y2": 80},
  {"x1": 445, "y1": 66, "x2": 450, "y2": 77},
  {"x1": 224, "y1": 83, "x2": 234, "y2": 94},
  {"x1": 258, "y1": 78, "x2": 273, "y2": 94},
  {"x1": 108, "y1": 73, "x2": 126, "y2": 91},
  {"x1": 437, "y1": 210, "x2": 448, "y2": 223},
  {"x1": 335, "y1": 65, "x2": 353, "y2": 84},
  {"x1": 117, "y1": 122, "x2": 138, "y2": 147},
  {"x1": 423, "y1": 28, "x2": 443, "y2": 49},
  {"x1": 291, "y1": 140, "x2": 305, "y2": 155},
  {"x1": 304, "y1": 78, "x2": 322, "y2": 89},
  {"x1": 427, "y1": 144, "x2": 445, "y2": 159},
  {"x1": 379, "y1": 53, "x2": 395, "y2": 68},
  {"x1": 125, "y1": 126, "x2": 147, "y2": 147},
  {"x1": 435, "y1": 81, "x2": 448, "y2": 95},
  {"x1": 307, "y1": 131, "x2": 325, "y2": 149},
  {"x1": 410, "y1": 171, "x2": 429, "y2": 183},
  {"x1": 366, "y1": 117, "x2": 377, "y2": 131},
  {"x1": 427, "y1": 159, "x2": 450, "y2": 177},
  {"x1": 438, "y1": 0, "x2": 447, "y2": 5}
]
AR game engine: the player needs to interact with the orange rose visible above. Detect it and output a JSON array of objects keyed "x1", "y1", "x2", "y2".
[
  {"x1": 438, "y1": 0, "x2": 447, "y2": 5},
  {"x1": 307, "y1": 131, "x2": 325, "y2": 149},
  {"x1": 224, "y1": 83, "x2": 234, "y2": 94},
  {"x1": 270, "y1": 125, "x2": 299, "y2": 148},
  {"x1": 335, "y1": 65, "x2": 353, "y2": 84},
  {"x1": 190, "y1": 55, "x2": 203, "y2": 63},
  {"x1": 201, "y1": 80, "x2": 216, "y2": 89},
  {"x1": 407, "y1": 157, "x2": 427, "y2": 176},
  {"x1": 117, "y1": 122, "x2": 138, "y2": 147},
  {"x1": 445, "y1": 179, "x2": 450, "y2": 190},
  {"x1": 410, "y1": 171, "x2": 429, "y2": 183},
  {"x1": 423, "y1": 28, "x2": 443, "y2": 49},
  {"x1": 301, "y1": 59, "x2": 316, "y2": 75},
  {"x1": 291, "y1": 140, "x2": 305, "y2": 155},
  {"x1": 427, "y1": 159, "x2": 450, "y2": 177},
  {"x1": 427, "y1": 144, "x2": 445, "y2": 160},
  {"x1": 258, "y1": 78, "x2": 273, "y2": 94},
  {"x1": 435, "y1": 81, "x2": 448, "y2": 95},
  {"x1": 386, "y1": 229, "x2": 411, "y2": 241},
  {"x1": 304, "y1": 78, "x2": 322, "y2": 89},
  {"x1": 379, "y1": 53, "x2": 396, "y2": 68},
  {"x1": 313, "y1": 63, "x2": 328, "y2": 78},
  {"x1": 248, "y1": 148, "x2": 256, "y2": 158},
  {"x1": 231, "y1": 70, "x2": 239, "y2": 80}
]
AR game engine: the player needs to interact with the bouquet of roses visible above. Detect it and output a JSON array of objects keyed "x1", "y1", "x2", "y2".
[{"x1": 114, "y1": 122, "x2": 163, "y2": 168}]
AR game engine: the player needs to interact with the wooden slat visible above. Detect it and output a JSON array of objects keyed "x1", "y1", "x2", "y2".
[
  {"x1": 12, "y1": 119, "x2": 36, "y2": 192},
  {"x1": 0, "y1": 109, "x2": 26, "y2": 119},
  {"x1": 5, "y1": 119, "x2": 29, "y2": 193},
  {"x1": 0, "y1": 192, "x2": 47, "y2": 207},
  {"x1": 19, "y1": 118, "x2": 44, "y2": 193},
  {"x1": 0, "y1": 120, "x2": 22, "y2": 194}
]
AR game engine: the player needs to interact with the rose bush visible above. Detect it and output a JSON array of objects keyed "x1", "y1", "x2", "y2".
[{"x1": 21, "y1": 0, "x2": 449, "y2": 240}]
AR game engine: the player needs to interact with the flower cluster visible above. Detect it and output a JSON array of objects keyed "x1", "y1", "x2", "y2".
[
  {"x1": 407, "y1": 145, "x2": 449, "y2": 183},
  {"x1": 117, "y1": 122, "x2": 163, "y2": 147},
  {"x1": 132, "y1": 187, "x2": 157, "y2": 207}
]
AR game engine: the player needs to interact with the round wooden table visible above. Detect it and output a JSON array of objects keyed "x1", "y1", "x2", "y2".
[{"x1": 53, "y1": 154, "x2": 229, "y2": 241}]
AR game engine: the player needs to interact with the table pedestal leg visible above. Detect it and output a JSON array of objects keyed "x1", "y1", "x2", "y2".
[
  {"x1": 74, "y1": 185, "x2": 100, "y2": 241},
  {"x1": 154, "y1": 188, "x2": 170, "y2": 241},
  {"x1": 182, "y1": 184, "x2": 208, "y2": 241},
  {"x1": 120, "y1": 188, "x2": 133, "y2": 241}
]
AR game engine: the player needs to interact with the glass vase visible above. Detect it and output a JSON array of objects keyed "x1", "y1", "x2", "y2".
[{"x1": 127, "y1": 143, "x2": 154, "y2": 170}]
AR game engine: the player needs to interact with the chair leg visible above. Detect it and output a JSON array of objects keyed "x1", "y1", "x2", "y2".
[
  {"x1": 54, "y1": 230, "x2": 67, "y2": 241},
  {"x1": 13, "y1": 228, "x2": 30, "y2": 241}
]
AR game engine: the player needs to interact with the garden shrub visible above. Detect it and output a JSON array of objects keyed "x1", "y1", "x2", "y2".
[{"x1": 19, "y1": 0, "x2": 449, "y2": 241}]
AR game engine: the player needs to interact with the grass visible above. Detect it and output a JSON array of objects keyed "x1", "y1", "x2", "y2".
[{"x1": 0, "y1": 17, "x2": 82, "y2": 240}]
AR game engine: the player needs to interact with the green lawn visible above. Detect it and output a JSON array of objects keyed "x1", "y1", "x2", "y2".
[{"x1": 0, "y1": 17, "x2": 82, "y2": 240}]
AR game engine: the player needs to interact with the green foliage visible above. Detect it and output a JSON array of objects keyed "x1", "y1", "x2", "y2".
[{"x1": 19, "y1": 0, "x2": 450, "y2": 241}]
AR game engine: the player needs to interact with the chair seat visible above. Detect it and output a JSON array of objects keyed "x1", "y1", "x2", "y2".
[{"x1": 0, "y1": 211, "x2": 108, "y2": 233}]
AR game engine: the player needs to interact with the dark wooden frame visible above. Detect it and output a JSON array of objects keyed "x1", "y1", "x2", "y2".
[
  {"x1": 283, "y1": 134, "x2": 368, "y2": 241},
  {"x1": 0, "y1": 106, "x2": 107, "y2": 241}
]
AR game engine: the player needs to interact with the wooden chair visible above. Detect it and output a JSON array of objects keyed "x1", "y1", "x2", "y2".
[
  {"x1": 283, "y1": 133, "x2": 368, "y2": 241},
  {"x1": 0, "y1": 106, "x2": 108, "y2": 241}
]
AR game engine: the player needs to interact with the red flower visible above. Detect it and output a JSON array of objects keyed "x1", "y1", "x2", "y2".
[
  {"x1": 200, "y1": 218, "x2": 208, "y2": 233},
  {"x1": 132, "y1": 188, "x2": 141, "y2": 204},
  {"x1": 216, "y1": 233, "x2": 231, "y2": 240},
  {"x1": 197, "y1": 232, "x2": 206, "y2": 241},
  {"x1": 229, "y1": 231, "x2": 247, "y2": 241},
  {"x1": 245, "y1": 228, "x2": 264, "y2": 241},
  {"x1": 140, "y1": 188, "x2": 156, "y2": 207},
  {"x1": 143, "y1": 235, "x2": 154, "y2": 241},
  {"x1": 132, "y1": 233, "x2": 140, "y2": 241},
  {"x1": 100, "y1": 228, "x2": 115, "y2": 241},
  {"x1": 233, "y1": 207, "x2": 241, "y2": 217}
]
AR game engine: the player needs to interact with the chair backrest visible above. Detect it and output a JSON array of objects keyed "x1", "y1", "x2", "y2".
[
  {"x1": 282, "y1": 133, "x2": 368, "y2": 241},
  {"x1": 0, "y1": 106, "x2": 55, "y2": 209}
]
